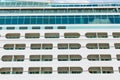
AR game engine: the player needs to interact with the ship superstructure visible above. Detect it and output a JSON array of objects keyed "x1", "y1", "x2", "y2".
[{"x1": 0, "y1": 1, "x2": 120, "y2": 80}]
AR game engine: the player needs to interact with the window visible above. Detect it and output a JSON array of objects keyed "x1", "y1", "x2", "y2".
[
  {"x1": 42, "y1": 44, "x2": 53, "y2": 49},
  {"x1": 87, "y1": 54, "x2": 99, "y2": 61},
  {"x1": 41, "y1": 67, "x2": 52, "y2": 74},
  {"x1": 69, "y1": 43, "x2": 81, "y2": 49},
  {"x1": 12, "y1": 67, "x2": 23, "y2": 74},
  {"x1": 70, "y1": 67, "x2": 83, "y2": 74},
  {"x1": 97, "y1": 32, "x2": 108, "y2": 38},
  {"x1": 99, "y1": 43, "x2": 109, "y2": 49},
  {"x1": 58, "y1": 67, "x2": 69, "y2": 74},
  {"x1": 70, "y1": 55, "x2": 82, "y2": 61},
  {"x1": 45, "y1": 33, "x2": 59, "y2": 38},
  {"x1": 45, "y1": 26, "x2": 53, "y2": 29},
  {"x1": 64, "y1": 33, "x2": 80, "y2": 38},
  {"x1": 30, "y1": 55, "x2": 41, "y2": 61},
  {"x1": 19, "y1": 27, "x2": 28, "y2": 30},
  {"x1": 89, "y1": 67, "x2": 101, "y2": 74},
  {"x1": 28, "y1": 67, "x2": 40, "y2": 74},
  {"x1": 2, "y1": 55, "x2": 12, "y2": 61},
  {"x1": 113, "y1": 32, "x2": 120, "y2": 38},
  {"x1": 31, "y1": 44, "x2": 41, "y2": 50},
  {"x1": 0, "y1": 15, "x2": 119, "y2": 25},
  {"x1": 6, "y1": 33, "x2": 20, "y2": 39},
  {"x1": 116, "y1": 54, "x2": 120, "y2": 61},
  {"x1": 4, "y1": 44, "x2": 14, "y2": 50},
  {"x1": 15, "y1": 44, "x2": 26, "y2": 50},
  {"x1": 88, "y1": 54, "x2": 111, "y2": 61},
  {"x1": 86, "y1": 43, "x2": 98, "y2": 49},
  {"x1": 0, "y1": 27, "x2": 2, "y2": 30},
  {"x1": 58, "y1": 55, "x2": 68, "y2": 61},
  {"x1": 25, "y1": 33, "x2": 40, "y2": 38},
  {"x1": 6, "y1": 27, "x2": 15, "y2": 30},
  {"x1": 32, "y1": 26, "x2": 41, "y2": 29},
  {"x1": 102, "y1": 67, "x2": 113, "y2": 74},
  {"x1": 57, "y1": 26, "x2": 66, "y2": 29},
  {"x1": 114, "y1": 43, "x2": 120, "y2": 49},
  {"x1": 100, "y1": 55, "x2": 111, "y2": 61},
  {"x1": 58, "y1": 43, "x2": 68, "y2": 49},
  {"x1": 0, "y1": 67, "x2": 11, "y2": 74},
  {"x1": 13, "y1": 55, "x2": 24, "y2": 61},
  {"x1": 85, "y1": 32, "x2": 108, "y2": 38},
  {"x1": 42, "y1": 55, "x2": 52, "y2": 61},
  {"x1": 85, "y1": 32, "x2": 96, "y2": 38}
]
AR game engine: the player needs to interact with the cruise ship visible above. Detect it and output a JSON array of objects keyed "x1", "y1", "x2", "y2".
[{"x1": 0, "y1": 0, "x2": 120, "y2": 80}]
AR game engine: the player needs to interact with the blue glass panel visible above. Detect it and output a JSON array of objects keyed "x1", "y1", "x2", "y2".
[
  {"x1": 82, "y1": 16, "x2": 88, "y2": 24},
  {"x1": 68, "y1": 16, "x2": 75, "y2": 24},
  {"x1": 12, "y1": 17, "x2": 18, "y2": 24},
  {"x1": 115, "y1": 18, "x2": 120, "y2": 23},
  {"x1": 101, "y1": 15, "x2": 107, "y2": 19},
  {"x1": 11, "y1": 16, "x2": 19, "y2": 24},
  {"x1": 68, "y1": 5, "x2": 73, "y2": 7},
  {"x1": 108, "y1": 15, "x2": 114, "y2": 24},
  {"x1": 61, "y1": 16, "x2": 68, "y2": 24},
  {"x1": 24, "y1": 17, "x2": 30, "y2": 24},
  {"x1": 109, "y1": 18, "x2": 114, "y2": 24},
  {"x1": 56, "y1": 17, "x2": 61, "y2": 24},
  {"x1": 36, "y1": 16, "x2": 42, "y2": 24},
  {"x1": 0, "y1": 19, "x2": 5, "y2": 24},
  {"x1": 5, "y1": 17, "x2": 11, "y2": 24},
  {"x1": 95, "y1": 15, "x2": 101, "y2": 19},
  {"x1": 31, "y1": 16, "x2": 37, "y2": 24},
  {"x1": 50, "y1": 16, "x2": 55, "y2": 24},
  {"x1": 83, "y1": 18, "x2": 88, "y2": 24},
  {"x1": 18, "y1": 16, "x2": 24, "y2": 24},
  {"x1": 0, "y1": 15, "x2": 119, "y2": 25},
  {"x1": 75, "y1": 18, "x2": 81, "y2": 24},
  {"x1": 43, "y1": 16, "x2": 49, "y2": 24},
  {"x1": 68, "y1": 18, "x2": 75, "y2": 24},
  {"x1": 88, "y1": 16, "x2": 94, "y2": 23}
]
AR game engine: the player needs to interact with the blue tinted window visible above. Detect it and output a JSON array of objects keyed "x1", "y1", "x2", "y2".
[
  {"x1": 24, "y1": 17, "x2": 30, "y2": 24},
  {"x1": 84, "y1": 18, "x2": 89, "y2": 24},
  {"x1": 37, "y1": 16, "x2": 42, "y2": 24},
  {"x1": 109, "y1": 15, "x2": 115, "y2": 24},
  {"x1": 62, "y1": 16, "x2": 68, "y2": 24},
  {"x1": 0, "y1": 15, "x2": 119, "y2": 25},
  {"x1": 50, "y1": 16, "x2": 55, "y2": 24},
  {"x1": 19, "y1": 27, "x2": 28, "y2": 30},
  {"x1": 0, "y1": 19, "x2": 4, "y2": 24},
  {"x1": 57, "y1": 26, "x2": 66, "y2": 29},
  {"x1": 115, "y1": 18, "x2": 120, "y2": 23},
  {"x1": 45, "y1": 26, "x2": 53, "y2": 29},
  {"x1": 5, "y1": 17, "x2": 11, "y2": 24},
  {"x1": 18, "y1": 17, "x2": 24, "y2": 24},
  {"x1": 75, "y1": 17, "x2": 81, "y2": 24},
  {"x1": 88, "y1": 16, "x2": 94, "y2": 23},
  {"x1": 32, "y1": 26, "x2": 41, "y2": 29},
  {"x1": 43, "y1": 16, "x2": 49, "y2": 24},
  {"x1": 31, "y1": 16, "x2": 37, "y2": 24},
  {"x1": 6, "y1": 27, "x2": 15, "y2": 30},
  {"x1": 69, "y1": 17, "x2": 74, "y2": 24},
  {"x1": 0, "y1": 27, "x2": 2, "y2": 30},
  {"x1": 56, "y1": 17, "x2": 61, "y2": 24},
  {"x1": 12, "y1": 17, "x2": 18, "y2": 24}
]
